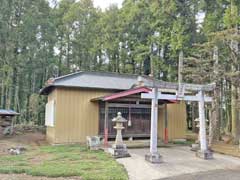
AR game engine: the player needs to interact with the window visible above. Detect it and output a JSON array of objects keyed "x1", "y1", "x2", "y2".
[{"x1": 45, "y1": 100, "x2": 55, "y2": 127}]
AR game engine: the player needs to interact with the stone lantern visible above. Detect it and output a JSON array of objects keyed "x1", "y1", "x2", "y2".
[
  {"x1": 109, "y1": 112, "x2": 130, "y2": 158},
  {"x1": 191, "y1": 118, "x2": 200, "y2": 151}
]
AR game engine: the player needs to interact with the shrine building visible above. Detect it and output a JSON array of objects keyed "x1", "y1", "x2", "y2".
[{"x1": 40, "y1": 71, "x2": 187, "y2": 144}]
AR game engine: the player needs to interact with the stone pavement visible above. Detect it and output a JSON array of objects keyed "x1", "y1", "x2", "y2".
[
  {"x1": 117, "y1": 146, "x2": 240, "y2": 180},
  {"x1": 160, "y1": 168, "x2": 240, "y2": 180}
]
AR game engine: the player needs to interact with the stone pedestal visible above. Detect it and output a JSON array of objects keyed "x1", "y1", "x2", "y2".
[
  {"x1": 191, "y1": 143, "x2": 200, "y2": 151},
  {"x1": 196, "y1": 150, "x2": 213, "y2": 160},
  {"x1": 86, "y1": 136, "x2": 100, "y2": 150},
  {"x1": 109, "y1": 112, "x2": 130, "y2": 158},
  {"x1": 145, "y1": 153, "x2": 162, "y2": 163},
  {"x1": 109, "y1": 144, "x2": 130, "y2": 158}
]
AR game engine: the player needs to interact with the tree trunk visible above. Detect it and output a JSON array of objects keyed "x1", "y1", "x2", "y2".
[
  {"x1": 58, "y1": 38, "x2": 63, "y2": 76},
  {"x1": 209, "y1": 46, "x2": 221, "y2": 147},
  {"x1": 231, "y1": 83, "x2": 237, "y2": 142},
  {"x1": 10, "y1": 67, "x2": 17, "y2": 109}
]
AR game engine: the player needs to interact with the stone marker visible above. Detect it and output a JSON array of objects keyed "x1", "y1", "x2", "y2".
[
  {"x1": 86, "y1": 136, "x2": 101, "y2": 150},
  {"x1": 109, "y1": 112, "x2": 130, "y2": 158},
  {"x1": 8, "y1": 147, "x2": 27, "y2": 155}
]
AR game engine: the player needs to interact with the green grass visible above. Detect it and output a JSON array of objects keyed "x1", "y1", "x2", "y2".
[
  {"x1": 0, "y1": 145, "x2": 128, "y2": 180},
  {"x1": 172, "y1": 140, "x2": 195, "y2": 145}
]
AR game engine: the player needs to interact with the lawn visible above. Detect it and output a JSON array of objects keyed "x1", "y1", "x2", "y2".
[{"x1": 0, "y1": 145, "x2": 128, "y2": 180}]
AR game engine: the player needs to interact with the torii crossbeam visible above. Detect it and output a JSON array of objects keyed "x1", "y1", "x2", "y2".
[{"x1": 141, "y1": 81, "x2": 215, "y2": 163}]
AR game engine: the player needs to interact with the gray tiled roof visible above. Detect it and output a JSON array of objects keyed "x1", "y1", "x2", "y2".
[
  {"x1": 40, "y1": 71, "x2": 140, "y2": 95},
  {"x1": 40, "y1": 71, "x2": 214, "y2": 95},
  {"x1": 0, "y1": 109, "x2": 19, "y2": 116}
]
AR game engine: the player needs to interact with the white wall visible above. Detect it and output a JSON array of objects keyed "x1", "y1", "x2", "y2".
[{"x1": 45, "y1": 100, "x2": 55, "y2": 127}]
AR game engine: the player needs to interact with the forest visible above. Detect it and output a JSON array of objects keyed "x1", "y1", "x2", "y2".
[{"x1": 0, "y1": 0, "x2": 240, "y2": 142}]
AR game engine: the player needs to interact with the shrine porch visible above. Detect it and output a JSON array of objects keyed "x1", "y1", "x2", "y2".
[{"x1": 96, "y1": 97, "x2": 187, "y2": 143}]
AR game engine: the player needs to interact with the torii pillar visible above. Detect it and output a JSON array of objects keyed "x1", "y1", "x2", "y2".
[
  {"x1": 196, "y1": 90, "x2": 213, "y2": 159},
  {"x1": 142, "y1": 87, "x2": 213, "y2": 160},
  {"x1": 145, "y1": 87, "x2": 162, "y2": 163}
]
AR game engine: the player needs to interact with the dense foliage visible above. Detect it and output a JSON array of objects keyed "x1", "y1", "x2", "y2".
[{"x1": 0, "y1": 0, "x2": 239, "y2": 141}]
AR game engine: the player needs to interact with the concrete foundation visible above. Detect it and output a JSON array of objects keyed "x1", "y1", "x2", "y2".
[
  {"x1": 109, "y1": 144, "x2": 130, "y2": 158},
  {"x1": 145, "y1": 153, "x2": 163, "y2": 163},
  {"x1": 196, "y1": 150, "x2": 213, "y2": 160},
  {"x1": 191, "y1": 143, "x2": 200, "y2": 151}
]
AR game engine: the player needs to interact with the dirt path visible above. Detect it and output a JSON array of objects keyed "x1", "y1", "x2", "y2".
[
  {"x1": 0, "y1": 174, "x2": 81, "y2": 180},
  {"x1": 0, "y1": 132, "x2": 47, "y2": 155}
]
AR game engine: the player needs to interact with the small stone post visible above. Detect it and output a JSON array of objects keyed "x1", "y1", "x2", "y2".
[{"x1": 109, "y1": 112, "x2": 130, "y2": 158}]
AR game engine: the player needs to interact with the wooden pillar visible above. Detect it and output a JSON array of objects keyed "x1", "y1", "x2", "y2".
[
  {"x1": 164, "y1": 103, "x2": 168, "y2": 144},
  {"x1": 192, "y1": 103, "x2": 196, "y2": 133},
  {"x1": 10, "y1": 117, "x2": 14, "y2": 135},
  {"x1": 128, "y1": 107, "x2": 132, "y2": 127},
  {"x1": 198, "y1": 90, "x2": 207, "y2": 151},
  {"x1": 104, "y1": 102, "x2": 109, "y2": 147}
]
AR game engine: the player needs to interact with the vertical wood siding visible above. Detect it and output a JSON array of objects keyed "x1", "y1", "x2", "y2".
[
  {"x1": 46, "y1": 88, "x2": 187, "y2": 144},
  {"x1": 54, "y1": 88, "x2": 112, "y2": 144},
  {"x1": 158, "y1": 101, "x2": 187, "y2": 140}
]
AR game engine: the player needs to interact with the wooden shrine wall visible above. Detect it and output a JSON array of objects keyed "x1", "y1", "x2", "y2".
[{"x1": 158, "y1": 101, "x2": 187, "y2": 140}]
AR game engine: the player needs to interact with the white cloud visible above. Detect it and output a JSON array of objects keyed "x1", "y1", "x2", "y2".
[{"x1": 49, "y1": 0, "x2": 123, "y2": 9}]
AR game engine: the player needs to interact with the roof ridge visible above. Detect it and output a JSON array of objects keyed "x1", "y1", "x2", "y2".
[
  {"x1": 84, "y1": 71, "x2": 139, "y2": 78},
  {"x1": 53, "y1": 71, "x2": 140, "y2": 82},
  {"x1": 53, "y1": 71, "x2": 83, "y2": 81}
]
